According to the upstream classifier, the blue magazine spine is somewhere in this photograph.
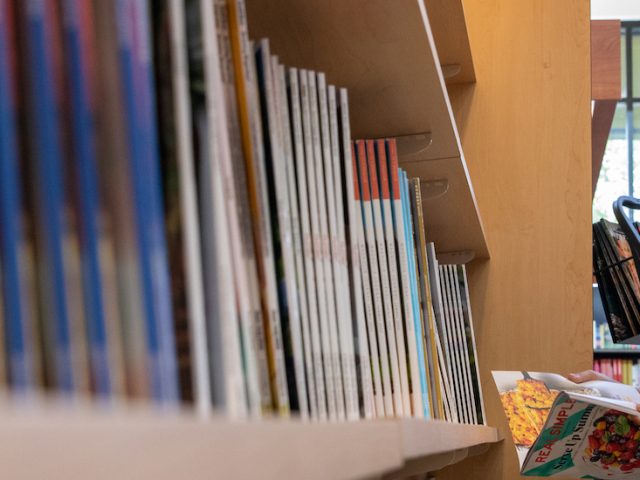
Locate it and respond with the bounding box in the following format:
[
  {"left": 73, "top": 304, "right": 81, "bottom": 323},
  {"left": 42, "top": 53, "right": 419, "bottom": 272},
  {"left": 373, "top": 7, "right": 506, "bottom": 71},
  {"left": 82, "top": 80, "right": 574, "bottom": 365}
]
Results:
[
  {"left": 400, "top": 170, "right": 430, "bottom": 418},
  {"left": 25, "top": 0, "right": 74, "bottom": 392},
  {"left": 115, "top": 0, "right": 178, "bottom": 403},
  {"left": 62, "top": 0, "right": 111, "bottom": 397},
  {"left": 0, "top": 0, "right": 32, "bottom": 391}
]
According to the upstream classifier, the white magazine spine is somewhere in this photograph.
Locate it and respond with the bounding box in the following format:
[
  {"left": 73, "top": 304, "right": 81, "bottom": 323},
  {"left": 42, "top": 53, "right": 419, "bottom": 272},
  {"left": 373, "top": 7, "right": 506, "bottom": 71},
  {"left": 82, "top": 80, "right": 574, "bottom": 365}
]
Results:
[
  {"left": 287, "top": 68, "right": 318, "bottom": 420},
  {"left": 299, "top": 69, "right": 329, "bottom": 420},
  {"left": 450, "top": 265, "right": 477, "bottom": 424},
  {"left": 200, "top": 0, "right": 247, "bottom": 417},
  {"left": 272, "top": 59, "right": 309, "bottom": 419},
  {"left": 250, "top": 41, "right": 289, "bottom": 415},
  {"left": 317, "top": 74, "right": 347, "bottom": 420},
  {"left": 329, "top": 86, "right": 359, "bottom": 420},
  {"left": 168, "top": 0, "right": 211, "bottom": 416},
  {"left": 307, "top": 71, "right": 338, "bottom": 420},
  {"left": 460, "top": 264, "right": 486, "bottom": 424}
]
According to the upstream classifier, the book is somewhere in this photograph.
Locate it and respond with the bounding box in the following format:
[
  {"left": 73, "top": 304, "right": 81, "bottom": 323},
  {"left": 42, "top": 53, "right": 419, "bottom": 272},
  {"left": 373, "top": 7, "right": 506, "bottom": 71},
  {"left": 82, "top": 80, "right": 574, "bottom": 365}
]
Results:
[
  {"left": 214, "top": 0, "right": 266, "bottom": 417},
  {"left": 255, "top": 41, "right": 302, "bottom": 417},
  {"left": 409, "top": 178, "right": 441, "bottom": 419},
  {"left": 388, "top": 149, "right": 422, "bottom": 418},
  {"left": 318, "top": 74, "right": 349, "bottom": 420},
  {"left": 309, "top": 71, "right": 341, "bottom": 420},
  {"left": 494, "top": 370, "right": 640, "bottom": 478},
  {"left": 353, "top": 143, "right": 384, "bottom": 417},
  {"left": 330, "top": 85, "right": 359, "bottom": 420},
  {"left": 227, "top": 0, "right": 288, "bottom": 415},
  {"left": 298, "top": 68, "right": 328, "bottom": 420},
  {"left": 376, "top": 139, "right": 411, "bottom": 417},
  {"left": 23, "top": 0, "right": 75, "bottom": 393},
  {"left": 0, "top": 0, "right": 34, "bottom": 392},
  {"left": 356, "top": 140, "right": 393, "bottom": 417},
  {"left": 153, "top": 0, "right": 210, "bottom": 411},
  {"left": 287, "top": 67, "right": 319, "bottom": 420},
  {"left": 61, "top": 0, "right": 112, "bottom": 398},
  {"left": 338, "top": 92, "right": 373, "bottom": 420},
  {"left": 91, "top": 0, "right": 149, "bottom": 400},
  {"left": 400, "top": 170, "right": 431, "bottom": 418},
  {"left": 366, "top": 139, "right": 404, "bottom": 417},
  {"left": 274, "top": 61, "right": 309, "bottom": 418},
  {"left": 195, "top": 0, "right": 249, "bottom": 417}
]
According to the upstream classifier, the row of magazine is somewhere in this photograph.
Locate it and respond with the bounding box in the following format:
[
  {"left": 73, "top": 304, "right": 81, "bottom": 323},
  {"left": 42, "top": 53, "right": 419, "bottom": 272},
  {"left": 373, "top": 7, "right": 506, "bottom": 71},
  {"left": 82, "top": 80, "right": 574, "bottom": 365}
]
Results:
[
  {"left": 593, "top": 320, "right": 640, "bottom": 351},
  {"left": 594, "top": 357, "right": 640, "bottom": 387},
  {"left": 0, "top": 0, "right": 485, "bottom": 422},
  {"left": 593, "top": 219, "right": 640, "bottom": 345}
]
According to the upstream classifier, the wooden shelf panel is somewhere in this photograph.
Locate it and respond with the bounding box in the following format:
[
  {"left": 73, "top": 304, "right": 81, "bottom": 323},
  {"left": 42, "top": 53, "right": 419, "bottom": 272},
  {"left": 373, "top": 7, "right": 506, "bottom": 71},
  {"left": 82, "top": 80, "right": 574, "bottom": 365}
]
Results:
[
  {"left": 0, "top": 404, "right": 500, "bottom": 479},
  {"left": 245, "top": 0, "right": 459, "bottom": 160},
  {"left": 245, "top": 0, "right": 489, "bottom": 261},
  {"left": 424, "top": 0, "right": 476, "bottom": 84},
  {"left": 594, "top": 349, "right": 640, "bottom": 357},
  {"left": 402, "top": 154, "right": 490, "bottom": 260}
]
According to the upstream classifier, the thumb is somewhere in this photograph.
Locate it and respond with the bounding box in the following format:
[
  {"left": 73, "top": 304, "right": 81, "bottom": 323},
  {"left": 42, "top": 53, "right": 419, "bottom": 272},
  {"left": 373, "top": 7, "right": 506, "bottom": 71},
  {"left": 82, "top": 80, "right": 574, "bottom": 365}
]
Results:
[{"left": 568, "top": 371, "right": 595, "bottom": 383}]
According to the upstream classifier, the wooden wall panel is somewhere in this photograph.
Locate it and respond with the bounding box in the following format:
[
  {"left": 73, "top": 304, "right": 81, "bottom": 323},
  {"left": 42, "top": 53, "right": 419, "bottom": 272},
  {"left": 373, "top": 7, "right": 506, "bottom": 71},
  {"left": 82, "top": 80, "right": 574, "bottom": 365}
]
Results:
[{"left": 439, "top": 1, "right": 592, "bottom": 479}]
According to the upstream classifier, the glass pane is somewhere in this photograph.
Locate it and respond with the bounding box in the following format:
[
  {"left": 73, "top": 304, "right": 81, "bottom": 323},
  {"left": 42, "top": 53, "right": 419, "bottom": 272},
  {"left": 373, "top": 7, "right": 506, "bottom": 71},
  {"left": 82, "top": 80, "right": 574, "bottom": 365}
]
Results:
[
  {"left": 622, "top": 28, "right": 627, "bottom": 98},
  {"left": 633, "top": 29, "right": 640, "bottom": 98},
  {"left": 594, "top": 103, "right": 628, "bottom": 222}
]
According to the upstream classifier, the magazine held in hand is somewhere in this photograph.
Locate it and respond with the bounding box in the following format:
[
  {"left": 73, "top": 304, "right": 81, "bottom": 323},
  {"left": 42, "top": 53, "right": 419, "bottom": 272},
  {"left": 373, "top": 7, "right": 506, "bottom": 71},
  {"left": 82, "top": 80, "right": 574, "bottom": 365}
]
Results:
[{"left": 493, "top": 371, "right": 640, "bottom": 478}]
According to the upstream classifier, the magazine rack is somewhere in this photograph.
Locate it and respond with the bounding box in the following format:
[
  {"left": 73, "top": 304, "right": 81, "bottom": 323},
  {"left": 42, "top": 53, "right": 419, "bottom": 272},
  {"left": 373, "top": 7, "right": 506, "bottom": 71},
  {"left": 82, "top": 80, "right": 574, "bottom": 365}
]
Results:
[{"left": 613, "top": 196, "right": 640, "bottom": 270}]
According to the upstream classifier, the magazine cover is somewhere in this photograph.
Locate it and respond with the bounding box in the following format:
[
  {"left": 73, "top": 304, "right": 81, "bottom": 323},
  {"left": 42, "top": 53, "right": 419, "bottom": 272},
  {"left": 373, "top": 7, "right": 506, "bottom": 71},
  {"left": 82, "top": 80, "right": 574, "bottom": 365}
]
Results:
[{"left": 494, "top": 370, "right": 640, "bottom": 478}]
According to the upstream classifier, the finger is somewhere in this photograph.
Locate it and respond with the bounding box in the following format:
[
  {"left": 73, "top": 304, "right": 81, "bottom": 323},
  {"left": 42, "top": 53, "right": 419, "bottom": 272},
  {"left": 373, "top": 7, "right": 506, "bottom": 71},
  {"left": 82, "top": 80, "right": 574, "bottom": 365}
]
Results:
[{"left": 568, "top": 371, "right": 597, "bottom": 383}]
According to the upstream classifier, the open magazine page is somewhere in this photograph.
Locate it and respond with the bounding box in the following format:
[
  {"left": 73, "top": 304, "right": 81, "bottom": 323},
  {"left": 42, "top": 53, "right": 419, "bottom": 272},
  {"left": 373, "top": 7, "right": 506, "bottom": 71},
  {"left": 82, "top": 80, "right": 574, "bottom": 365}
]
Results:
[{"left": 493, "top": 371, "right": 640, "bottom": 478}]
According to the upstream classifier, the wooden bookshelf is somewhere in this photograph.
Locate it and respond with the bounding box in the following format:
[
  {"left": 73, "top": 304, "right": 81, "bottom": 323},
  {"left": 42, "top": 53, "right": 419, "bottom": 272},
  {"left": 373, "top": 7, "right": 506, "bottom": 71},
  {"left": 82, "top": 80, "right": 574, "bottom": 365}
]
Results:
[
  {"left": 0, "top": 403, "right": 500, "bottom": 479},
  {"left": 246, "top": 0, "right": 489, "bottom": 261}
]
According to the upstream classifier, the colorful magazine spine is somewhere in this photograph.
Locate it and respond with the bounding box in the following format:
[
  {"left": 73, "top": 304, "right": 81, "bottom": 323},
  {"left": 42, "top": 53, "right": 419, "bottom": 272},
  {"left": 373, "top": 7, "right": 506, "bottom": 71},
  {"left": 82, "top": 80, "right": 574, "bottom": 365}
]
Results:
[
  {"left": 353, "top": 145, "right": 383, "bottom": 417},
  {"left": 388, "top": 146, "right": 422, "bottom": 418},
  {"left": 376, "top": 139, "right": 410, "bottom": 416},
  {"left": 24, "top": 0, "right": 74, "bottom": 392},
  {"left": 0, "top": 0, "right": 33, "bottom": 392},
  {"left": 62, "top": 0, "right": 112, "bottom": 398},
  {"left": 400, "top": 170, "right": 431, "bottom": 418},
  {"left": 114, "top": 0, "right": 178, "bottom": 403},
  {"left": 366, "top": 140, "right": 403, "bottom": 416},
  {"left": 200, "top": 0, "right": 249, "bottom": 417},
  {"left": 214, "top": 0, "right": 266, "bottom": 417},
  {"left": 356, "top": 140, "right": 393, "bottom": 417},
  {"left": 227, "top": 0, "right": 287, "bottom": 414}
]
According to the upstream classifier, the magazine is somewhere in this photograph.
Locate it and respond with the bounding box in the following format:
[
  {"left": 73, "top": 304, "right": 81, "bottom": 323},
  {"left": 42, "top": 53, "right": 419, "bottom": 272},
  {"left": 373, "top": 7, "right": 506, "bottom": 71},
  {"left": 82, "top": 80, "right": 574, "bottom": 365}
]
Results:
[{"left": 494, "top": 370, "right": 640, "bottom": 478}]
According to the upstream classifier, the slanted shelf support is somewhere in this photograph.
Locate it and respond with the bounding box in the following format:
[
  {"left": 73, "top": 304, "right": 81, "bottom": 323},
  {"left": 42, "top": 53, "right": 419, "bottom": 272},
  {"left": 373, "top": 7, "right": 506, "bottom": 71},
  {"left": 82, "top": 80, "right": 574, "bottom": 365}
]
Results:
[
  {"left": 396, "top": 132, "right": 433, "bottom": 159},
  {"left": 436, "top": 250, "right": 475, "bottom": 265},
  {"left": 420, "top": 178, "right": 449, "bottom": 200}
]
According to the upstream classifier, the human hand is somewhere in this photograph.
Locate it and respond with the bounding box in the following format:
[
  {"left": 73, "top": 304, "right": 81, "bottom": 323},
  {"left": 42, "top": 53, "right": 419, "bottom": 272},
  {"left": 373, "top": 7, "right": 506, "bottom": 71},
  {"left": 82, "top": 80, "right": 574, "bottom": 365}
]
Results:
[{"left": 567, "top": 370, "right": 619, "bottom": 384}]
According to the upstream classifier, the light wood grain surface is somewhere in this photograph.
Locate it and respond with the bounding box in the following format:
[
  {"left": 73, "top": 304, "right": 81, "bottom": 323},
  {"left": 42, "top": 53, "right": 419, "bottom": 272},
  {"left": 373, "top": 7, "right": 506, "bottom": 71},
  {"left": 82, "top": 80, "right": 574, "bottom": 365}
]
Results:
[{"left": 440, "top": 1, "right": 592, "bottom": 479}]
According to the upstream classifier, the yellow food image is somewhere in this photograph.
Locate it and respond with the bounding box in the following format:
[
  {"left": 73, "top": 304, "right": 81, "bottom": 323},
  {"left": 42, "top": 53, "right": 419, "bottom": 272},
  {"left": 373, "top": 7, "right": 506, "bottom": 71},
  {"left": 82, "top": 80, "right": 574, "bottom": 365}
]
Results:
[
  {"left": 500, "top": 378, "right": 561, "bottom": 447},
  {"left": 500, "top": 391, "right": 539, "bottom": 446},
  {"left": 516, "top": 378, "right": 557, "bottom": 409}
]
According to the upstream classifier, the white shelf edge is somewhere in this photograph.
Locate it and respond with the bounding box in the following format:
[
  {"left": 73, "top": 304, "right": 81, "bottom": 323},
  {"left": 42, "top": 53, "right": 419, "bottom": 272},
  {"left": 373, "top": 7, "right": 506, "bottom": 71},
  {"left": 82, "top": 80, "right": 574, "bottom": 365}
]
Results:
[{"left": 0, "top": 405, "right": 501, "bottom": 480}]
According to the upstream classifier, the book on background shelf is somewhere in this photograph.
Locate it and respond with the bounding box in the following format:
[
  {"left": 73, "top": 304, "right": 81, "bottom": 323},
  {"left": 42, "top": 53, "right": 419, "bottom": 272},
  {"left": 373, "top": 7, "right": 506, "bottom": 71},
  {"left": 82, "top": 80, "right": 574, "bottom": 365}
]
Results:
[
  {"left": 593, "top": 218, "right": 640, "bottom": 345},
  {"left": 0, "top": 0, "right": 487, "bottom": 426},
  {"left": 494, "top": 370, "right": 640, "bottom": 478}
]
